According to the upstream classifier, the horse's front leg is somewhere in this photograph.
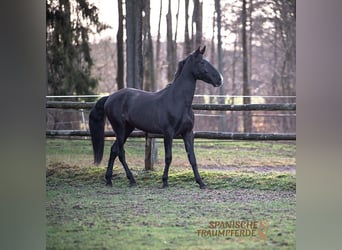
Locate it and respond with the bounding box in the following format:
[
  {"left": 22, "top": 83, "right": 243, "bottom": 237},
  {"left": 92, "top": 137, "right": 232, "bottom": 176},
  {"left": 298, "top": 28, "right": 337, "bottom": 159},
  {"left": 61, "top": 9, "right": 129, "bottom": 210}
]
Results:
[
  {"left": 162, "top": 135, "right": 173, "bottom": 188},
  {"left": 182, "top": 131, "right": 207, "bottom": 189}
]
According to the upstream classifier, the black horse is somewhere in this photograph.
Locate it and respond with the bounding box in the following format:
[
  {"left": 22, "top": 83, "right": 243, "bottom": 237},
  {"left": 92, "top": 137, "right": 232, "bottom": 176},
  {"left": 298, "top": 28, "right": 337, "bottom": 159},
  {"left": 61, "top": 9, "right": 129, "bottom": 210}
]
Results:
[{"left": 89, "top": 46, "right": 223, "bottom": 189}]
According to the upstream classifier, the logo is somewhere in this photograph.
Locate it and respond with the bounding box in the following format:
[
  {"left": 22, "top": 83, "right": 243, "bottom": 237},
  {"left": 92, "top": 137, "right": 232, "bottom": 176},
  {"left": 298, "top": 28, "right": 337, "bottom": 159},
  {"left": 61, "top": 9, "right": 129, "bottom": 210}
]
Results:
[
  {"left": 257, "top": 221, "right": 268, "bottom": 241},
  {"left": 196, "top": 220, "right": 268, "bottom": 241}
]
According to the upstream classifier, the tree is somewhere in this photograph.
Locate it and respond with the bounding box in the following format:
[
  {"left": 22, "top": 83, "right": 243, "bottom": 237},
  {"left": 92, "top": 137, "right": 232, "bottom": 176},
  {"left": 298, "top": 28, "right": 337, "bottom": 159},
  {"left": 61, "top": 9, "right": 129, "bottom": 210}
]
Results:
[
  {"left": 116, "top": 0, "right": 124, "bottom": 90},
  {"left": 248, "top": 0, "right": 253, "bottom": 85},
  {"left": 126, "top": 0, "right": 143, "bottom": 89},
  {"left": 155, "top": 0, "right": 163, "bottom": 85},
  {"left": 271, "top": 0, "right": 296, "bottom": 132},
  {"left": 166, "top": 0, "right": 176, "bottom": 82},
  {"left": 192, "top": 0, "right": 203, "bottom": 48},
  {"left": 142, "top": 0, "right": 155, "bottom": 92},
  {"left": 218, "top": 0, "right": 295, "bottom": 133},
  {"left": 215, "top": 0, "right": 226, "bottom": 131},
  {"left": 272, "top": 0, "right": 296, "bottom": 97},
  {"left": 241, "top": 0, "right": 252, "bottom": 132},
  {"left": 46, "top": 0, "right": 108, "bottom": 95},
  {"left": 184, "top": 0, "right": 191, "bottom": 55},
  {"left": 215, "top": 0, "right": 223, "bottom": 76},
  {"left": 174, "top": 0, "right": 181, "bottom": 42},
  {"left": 143, "top": 0, "right": 157, "bottom": 170}
]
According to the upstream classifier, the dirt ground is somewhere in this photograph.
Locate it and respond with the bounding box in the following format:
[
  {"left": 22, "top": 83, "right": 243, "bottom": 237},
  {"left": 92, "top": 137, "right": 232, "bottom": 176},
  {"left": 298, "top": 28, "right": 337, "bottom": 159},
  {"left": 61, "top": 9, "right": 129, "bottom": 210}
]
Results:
[{"left": 202, "top": 164, "right": 296, "bottom": 174}]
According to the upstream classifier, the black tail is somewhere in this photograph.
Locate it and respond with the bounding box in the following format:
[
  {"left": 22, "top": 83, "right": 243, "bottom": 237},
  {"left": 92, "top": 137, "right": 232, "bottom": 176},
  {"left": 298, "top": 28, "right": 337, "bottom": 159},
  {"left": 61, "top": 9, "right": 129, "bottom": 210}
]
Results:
[{"left": 89, "top": 96, "right": 109, "bottom": 165}]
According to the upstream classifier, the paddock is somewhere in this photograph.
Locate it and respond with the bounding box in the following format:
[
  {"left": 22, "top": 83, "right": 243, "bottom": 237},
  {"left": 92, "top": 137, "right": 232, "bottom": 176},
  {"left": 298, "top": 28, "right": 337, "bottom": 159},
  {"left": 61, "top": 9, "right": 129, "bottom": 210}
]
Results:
[
  {"left": 46, "top": 139, "right": 295, "bottom": 249},
  {"left": 46, "top": 97, "right": 296, "bottom": 249}
]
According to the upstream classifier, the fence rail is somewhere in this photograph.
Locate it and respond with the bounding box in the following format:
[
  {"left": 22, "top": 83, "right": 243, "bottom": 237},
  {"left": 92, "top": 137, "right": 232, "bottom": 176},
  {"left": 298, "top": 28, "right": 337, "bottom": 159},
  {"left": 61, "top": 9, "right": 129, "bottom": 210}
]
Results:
[
  {"left": 46, "top": 101, "right": 296, "bottom": 141},
  {"left": 46, "top": 101, "right": 296, "bottom": 111},
  {"left": 46, "top": 100, "right": 296, "bottom": 170},
  {"left": 46, "top": 130, "right": 295, "bottom": 140}
]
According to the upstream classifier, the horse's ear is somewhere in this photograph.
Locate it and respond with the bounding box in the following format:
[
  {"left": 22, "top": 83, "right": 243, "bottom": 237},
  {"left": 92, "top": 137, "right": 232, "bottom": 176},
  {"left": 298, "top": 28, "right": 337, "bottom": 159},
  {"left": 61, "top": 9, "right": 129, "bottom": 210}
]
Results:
[
  {"left": 200, "top": 45, "right": 206, "bottom": 54},
  {"left": 195, "top": 46, "right": 201, "bottom": 55},
  {"left": 194, "top": 46, "right": 205, "bottom": 56}
]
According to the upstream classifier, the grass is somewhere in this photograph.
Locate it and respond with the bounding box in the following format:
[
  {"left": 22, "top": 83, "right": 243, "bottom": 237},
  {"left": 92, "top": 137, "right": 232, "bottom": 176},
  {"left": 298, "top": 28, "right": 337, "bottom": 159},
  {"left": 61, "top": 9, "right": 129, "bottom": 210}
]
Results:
[{"left": 46, "top": 138, "right": 296, "bottom": 249}]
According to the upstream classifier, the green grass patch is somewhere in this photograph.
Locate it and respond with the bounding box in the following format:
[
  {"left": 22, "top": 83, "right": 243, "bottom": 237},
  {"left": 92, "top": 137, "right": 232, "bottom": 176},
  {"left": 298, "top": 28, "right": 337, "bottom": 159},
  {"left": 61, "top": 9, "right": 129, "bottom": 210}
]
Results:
[
  {"left": 46, "top": 138, "right": 296, "bottom": 249},
  {"left": 47, "top": 162, "right": 295, "bottom": 192}
]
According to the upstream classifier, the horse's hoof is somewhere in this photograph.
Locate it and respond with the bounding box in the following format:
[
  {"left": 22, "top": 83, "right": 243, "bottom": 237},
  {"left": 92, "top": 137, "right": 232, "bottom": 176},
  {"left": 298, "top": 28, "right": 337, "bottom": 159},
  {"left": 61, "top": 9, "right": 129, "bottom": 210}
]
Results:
[
  {"left": 105, "top": 182, "right": 113, "bottom": 187},
  {"left": 200, "top": 184, "right": 208, "bottom": 189},
  {"left": 130, "top": 182, "right": 137, "bottom": 187},
  {"left": 162, "top": 183, "right": 169, "bottom": 189}
]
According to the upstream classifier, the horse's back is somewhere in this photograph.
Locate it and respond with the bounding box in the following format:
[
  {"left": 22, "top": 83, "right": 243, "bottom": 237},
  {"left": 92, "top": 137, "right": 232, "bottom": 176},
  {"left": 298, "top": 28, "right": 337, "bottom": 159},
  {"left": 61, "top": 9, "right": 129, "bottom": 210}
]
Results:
[
  {"left": 105, "top": 88, "right": 148, "bottom": 107},
  {"left": 104, "top": 88, "right": 158, "bottom": 125},
  {"left": 104, "top": 89, "right": 131, "bottom": 120},
  {"left": 103, "top": 86, "right": 193, "bottom": 134}
]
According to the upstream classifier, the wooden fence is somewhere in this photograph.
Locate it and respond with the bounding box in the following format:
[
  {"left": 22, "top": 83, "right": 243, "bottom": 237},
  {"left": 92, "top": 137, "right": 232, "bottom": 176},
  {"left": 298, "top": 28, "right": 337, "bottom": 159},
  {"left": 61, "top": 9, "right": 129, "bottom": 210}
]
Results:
[
  {"left": 46, "top": 101, "right": 295, "bottom": 111},
  {"left": 46, "top": 100, "right": 296, "bottom": 169},
  {"left": 46, "top": 101, "right": 295, "bottom": 139}
]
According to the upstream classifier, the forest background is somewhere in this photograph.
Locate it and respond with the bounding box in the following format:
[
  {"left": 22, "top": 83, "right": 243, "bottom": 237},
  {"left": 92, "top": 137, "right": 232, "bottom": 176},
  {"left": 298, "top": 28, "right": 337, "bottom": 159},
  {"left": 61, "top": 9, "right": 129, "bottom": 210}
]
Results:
[{"left": 46, "top": 0, "right": 295, "bottom": 133}]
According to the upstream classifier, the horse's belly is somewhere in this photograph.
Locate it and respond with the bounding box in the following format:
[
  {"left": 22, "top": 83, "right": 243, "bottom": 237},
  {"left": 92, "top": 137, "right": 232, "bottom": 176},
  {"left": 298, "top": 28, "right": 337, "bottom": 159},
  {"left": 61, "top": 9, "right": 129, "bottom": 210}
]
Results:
[{"left": 127, "top": 109, "right": 163, "bottom": 134}]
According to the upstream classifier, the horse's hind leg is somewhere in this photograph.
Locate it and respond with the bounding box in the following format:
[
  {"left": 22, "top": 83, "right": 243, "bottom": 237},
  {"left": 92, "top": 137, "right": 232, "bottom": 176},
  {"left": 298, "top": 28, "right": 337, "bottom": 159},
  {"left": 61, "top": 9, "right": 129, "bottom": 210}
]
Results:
[
  {"left": 182, "top": 131, "right": 207, "bottom": 189},
  {"left": 118, "top": 144, "right": 136, "bottom": 186},
  {"left": 117, "top": 126, "right": 136, "bottom": 186},
  {"left": 105, "top": 126, "right": 135, "bottom": 187},
  {"left": 105, "top": 141, "right": 119, "bottom": 186}
]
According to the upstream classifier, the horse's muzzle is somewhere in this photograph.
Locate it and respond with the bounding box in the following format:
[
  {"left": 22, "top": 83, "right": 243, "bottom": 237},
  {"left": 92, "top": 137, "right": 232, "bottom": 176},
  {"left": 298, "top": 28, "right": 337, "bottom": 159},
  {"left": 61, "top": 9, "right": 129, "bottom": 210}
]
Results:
[{"left": 213, "top": 73, "right": 223, "bottom": 87}]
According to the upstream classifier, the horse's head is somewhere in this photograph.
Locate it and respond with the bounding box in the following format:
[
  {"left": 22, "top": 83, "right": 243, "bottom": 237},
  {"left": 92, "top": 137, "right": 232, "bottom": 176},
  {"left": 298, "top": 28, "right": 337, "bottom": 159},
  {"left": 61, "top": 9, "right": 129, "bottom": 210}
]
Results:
[{"left": 186, "top": 46, "right": 223, "bottom": 87}]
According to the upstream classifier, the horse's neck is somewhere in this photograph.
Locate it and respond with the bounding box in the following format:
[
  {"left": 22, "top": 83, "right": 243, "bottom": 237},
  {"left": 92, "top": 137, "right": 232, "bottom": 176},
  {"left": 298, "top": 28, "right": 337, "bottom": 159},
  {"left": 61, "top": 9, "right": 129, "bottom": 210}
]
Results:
[{"left": 170, "top": 73, "right": 196, "bottom": 108}]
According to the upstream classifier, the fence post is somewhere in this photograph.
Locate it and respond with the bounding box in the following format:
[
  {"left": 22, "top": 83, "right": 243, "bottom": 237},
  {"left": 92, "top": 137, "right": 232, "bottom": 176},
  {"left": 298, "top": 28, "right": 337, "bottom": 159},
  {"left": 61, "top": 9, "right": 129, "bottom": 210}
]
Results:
[
  {"left": 145, "top": 136, "right": 156, "bottom": 170},
  {"left": 80, "top": 109, "right": 86, "bottom": 130}
]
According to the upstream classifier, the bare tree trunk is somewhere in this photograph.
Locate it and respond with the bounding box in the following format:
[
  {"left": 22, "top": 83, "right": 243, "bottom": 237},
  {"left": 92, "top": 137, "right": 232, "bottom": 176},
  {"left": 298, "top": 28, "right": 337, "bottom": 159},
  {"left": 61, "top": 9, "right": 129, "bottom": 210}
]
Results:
[
  {"left": 215, "top": 0, "right": 225, "bottom": 131},
  {"left": 271, "top": 18, "right": 279, "bottom": 131},
  {"left": 155, "top": 0, "right": 163, "bottom": 88},
  {"left": 166, "top": 0, "right": 176, "bottom": 82},
  {"left": 126, "top": 0, "right": 143, "bottom": 89},
  {"left": 271, "top": 18, "right": 278, "bottom": 96},
  {"left": 209, "top": 9, "right": 216, "bottom": 105},
  {"left": 231, "top": 33, "right": 238, "bottom": 132},
  {"left": 135, "top": 1, "right": 143, "bottom": 90},
  {"left": 242, "top": 0, "right": 252, "bottom": 132},
  {"left": 215, "top": 0, "right": 223, "bottom": 76},
  {"left": 274, "top": 0, "right": 296, "bottom": 133},
  {"left": 174, "top": 0, "right": 180, "bottom": 42},
  {"left": 143, "top": 0, "right": 155, "bottom": 92},
  {"left": 192, "top": 0, "right": 202, "bottom": 48},
  {"left": 210, "top": 10, "right": 216, "bottom": 63},
  {"left": 280, "top": 52, "right": 291, "bottom": 132},
  {"left": 116, "top": 0, "right": 124, "bottom": 89},
  {"left": 184, "top": 0, "right": 191, "bottom": 55},
  {"left": 142, "top": 0, "right": 157, "bottom": 170},
  {"left": 126, "top": 0, "right": 134, "bottom": 88},
  {"left": 248, "top": 0, "right": 253, "bottom": 88}
]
